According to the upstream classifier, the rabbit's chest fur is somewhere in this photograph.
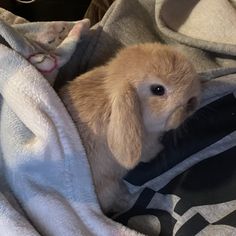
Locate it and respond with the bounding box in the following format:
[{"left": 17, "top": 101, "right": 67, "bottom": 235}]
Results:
[{"left": 79, "top": 125, "right": 129, "bottom": 210}]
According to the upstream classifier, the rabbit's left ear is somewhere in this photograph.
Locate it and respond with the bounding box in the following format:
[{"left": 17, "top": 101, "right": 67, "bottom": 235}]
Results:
[{"left": 107, "top": 84, "right": 143, "bottom": 169}]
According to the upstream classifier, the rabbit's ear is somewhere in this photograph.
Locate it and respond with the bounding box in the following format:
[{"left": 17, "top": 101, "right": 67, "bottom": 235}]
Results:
[{"left": 107, "top": 84, "right": 143, "bottom": 169}]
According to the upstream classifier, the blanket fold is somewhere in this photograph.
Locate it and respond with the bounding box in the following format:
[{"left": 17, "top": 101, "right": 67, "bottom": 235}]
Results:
[{"left": 70, "top": 0, "right": 236, "bottom": 80}]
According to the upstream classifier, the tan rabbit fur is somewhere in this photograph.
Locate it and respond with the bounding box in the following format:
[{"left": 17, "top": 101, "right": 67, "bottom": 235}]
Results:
[{"left": 59, "top": 43, "right": 201, "bottom": 213}]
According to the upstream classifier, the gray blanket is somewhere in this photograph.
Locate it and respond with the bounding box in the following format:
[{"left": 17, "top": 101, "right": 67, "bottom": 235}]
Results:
[{"left": 61, "top": 0, "right": 236, "bottom": 84}]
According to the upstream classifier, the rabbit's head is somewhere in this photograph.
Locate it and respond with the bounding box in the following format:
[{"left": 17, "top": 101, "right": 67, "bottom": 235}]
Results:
[{"left": 105, "top": 43, "right": 200, "bottom": 168}]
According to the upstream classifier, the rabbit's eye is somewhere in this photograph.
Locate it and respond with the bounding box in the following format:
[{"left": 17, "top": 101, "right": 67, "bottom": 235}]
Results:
[{"left": 150, "top": 84, "right": 165, "bottom": 96}]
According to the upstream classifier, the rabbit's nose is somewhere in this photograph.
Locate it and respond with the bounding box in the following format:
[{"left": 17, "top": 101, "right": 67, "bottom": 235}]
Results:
[{"left": 186, "top": 97, "right": 198, "bottom": 113}]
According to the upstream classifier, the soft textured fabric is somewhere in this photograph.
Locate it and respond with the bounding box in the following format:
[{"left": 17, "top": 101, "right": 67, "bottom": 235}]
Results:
[
  {"left": 84, "top": 0, "right": 115, "bottom": 26},
  {"left": 0, "top": 0, "right": 236, "bottom": 235},
  {"left": 65, "top": 0, "right": 236, "bottom": 80},
  {"left": 0, "top": 9, "right": 139, "bottom": 236},
  {"left": 161, "top": 0, "right": 236, "bottom": 45}
]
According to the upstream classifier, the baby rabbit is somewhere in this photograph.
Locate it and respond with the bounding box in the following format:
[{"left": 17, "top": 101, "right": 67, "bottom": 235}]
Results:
[{"left": 59, "top": 43, "right": 201, "bottom": 213}]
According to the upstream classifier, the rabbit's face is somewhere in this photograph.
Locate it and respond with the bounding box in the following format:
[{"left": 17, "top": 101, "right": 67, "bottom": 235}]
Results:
[
  {"left": 101, "top": 43, "right": 201, "bottom": 168},
  {"left": 109, "top": 43, "right": 201, "bottom": 134},
  {"left": 135, "top": 69, "right": 200, "bottom": 133}
]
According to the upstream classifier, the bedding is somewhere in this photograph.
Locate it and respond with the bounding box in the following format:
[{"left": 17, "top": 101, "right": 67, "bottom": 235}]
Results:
[{"left": 0, "top": 0, "right": 236, "bottom": 235}]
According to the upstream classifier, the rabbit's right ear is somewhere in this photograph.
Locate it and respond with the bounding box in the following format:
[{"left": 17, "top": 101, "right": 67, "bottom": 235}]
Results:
[{"left": 107, "top": 83, "right": 143, "bottom": 169}]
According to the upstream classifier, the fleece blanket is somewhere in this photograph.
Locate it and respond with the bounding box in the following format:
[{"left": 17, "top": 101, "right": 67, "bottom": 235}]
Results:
[
  {"left": 0, "top": 8, "right": 138, "bottom": 236},
  {"left": 0, "top": 0, "right": 236, "bottom": 235}
]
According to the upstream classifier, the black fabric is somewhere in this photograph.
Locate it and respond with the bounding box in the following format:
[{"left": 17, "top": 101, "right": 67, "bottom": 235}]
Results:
[
  {"left": 175, "top": 214, "right": 209, "bottom": 236},
  {"left": 117, "top": 147, "right": 236, "bottom": 235},
  {"left": 160, "top": 146, "right": 236, "bottom": 215},
  {"left": 214, "top": 210, "right": 236, "bottom": 227}
]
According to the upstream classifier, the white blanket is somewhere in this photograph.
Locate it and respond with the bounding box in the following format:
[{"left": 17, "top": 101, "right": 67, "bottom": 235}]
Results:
[{"left": 0, "top": 9, "right": 139, "bottom": 236}]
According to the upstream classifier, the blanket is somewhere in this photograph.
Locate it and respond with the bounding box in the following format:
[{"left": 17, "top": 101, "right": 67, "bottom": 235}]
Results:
[
  {"left": 0, "top": 0, "right": 236, "bottom": 235},
  {"left": 0, "top": 8, "right": 138, "bottom": 236}
]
